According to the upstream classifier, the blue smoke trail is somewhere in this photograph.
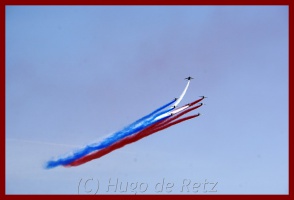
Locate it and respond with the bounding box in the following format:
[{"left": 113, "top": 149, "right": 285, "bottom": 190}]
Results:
[
  {"left": 127, "top": 98, "right": 176, "bottom": 126},
  {"left": 45, "top": 99, "right": 175, "bottom": 169}
]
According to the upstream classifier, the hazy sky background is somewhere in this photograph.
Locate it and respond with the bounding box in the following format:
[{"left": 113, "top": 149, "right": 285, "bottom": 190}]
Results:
[{"left": 6, "top": 6, "right": 288, "bottom": 194}]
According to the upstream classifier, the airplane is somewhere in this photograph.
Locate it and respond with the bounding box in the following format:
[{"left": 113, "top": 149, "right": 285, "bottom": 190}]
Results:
[
  {"left": 172, "top": 98, "right": 178, "bottom": 108},
  {"left": 185, "top": 76, "right": 194, "bottom": 80}
]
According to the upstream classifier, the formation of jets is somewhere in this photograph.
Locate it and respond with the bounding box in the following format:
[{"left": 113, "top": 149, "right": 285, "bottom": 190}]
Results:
[{"left": 171, "top": 77, "right": 206, "bottom": 116}]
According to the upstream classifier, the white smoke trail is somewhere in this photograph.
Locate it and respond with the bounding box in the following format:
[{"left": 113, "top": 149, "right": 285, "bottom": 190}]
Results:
[
  {"left": 170, "top": 105, "right": 189, "bottom": 115},
  {"left": 173, "top": 80, "right": 190, "bottom": 108}
]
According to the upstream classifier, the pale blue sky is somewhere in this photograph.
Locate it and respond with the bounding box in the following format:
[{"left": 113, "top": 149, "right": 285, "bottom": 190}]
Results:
[{"left": 6, "top": 6, "right": 288, "bottom": 194}]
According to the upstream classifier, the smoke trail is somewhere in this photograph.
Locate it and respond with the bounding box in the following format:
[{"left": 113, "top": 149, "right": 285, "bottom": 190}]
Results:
[
  {"left": 153, "top": 103, "right": 203, "bottom": 130},
  {"left": 173, "top": 80, "right": 190, "bottom": 107},
  {"left": 66, "top": 110, "right": 199, "bottom": 167},
  {"left": 66, "top": 118, "right": 165, "bottom": 167},
  {"left": 151, "top": 114, "right": 199, "bottom": 134},
  {"left": 154, "top": 95, "right": 204, "bottom": 122},
  {"left": 45, "top": 99, "right": 176, "bottom": 169},
  {"left": 148, "top": 99, "right": 176, "bottom": 116},
  {"left": 66, "top": 101, "right": 202, "bottom": 167},
  {"left": 189, "top": 96, "right": 205, "bottom": 106},
  {"left": 45, "top": 79, "right": 205, "bottom": 169}
]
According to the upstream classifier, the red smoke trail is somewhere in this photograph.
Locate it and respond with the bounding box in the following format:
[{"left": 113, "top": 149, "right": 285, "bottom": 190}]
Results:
[
  {"left": 150, "top": 114, "right": 199, "bottom": 134},
  {"left": 66, "top": 115, "right": 197, "bottom": 167},
  {"left": 189, "top": 96, "right": 205, "bottom": 106},
  {"left": 66, "top": 120, "right": 164, "bottom": 167},
  {"left": 154, "top": 103, "right": 202, "bottom": 130}
]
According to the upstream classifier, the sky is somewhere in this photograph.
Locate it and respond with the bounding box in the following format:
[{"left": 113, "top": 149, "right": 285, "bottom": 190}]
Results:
[{"left": 6, "top": 6, "right": 288, "bottom": 194}]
